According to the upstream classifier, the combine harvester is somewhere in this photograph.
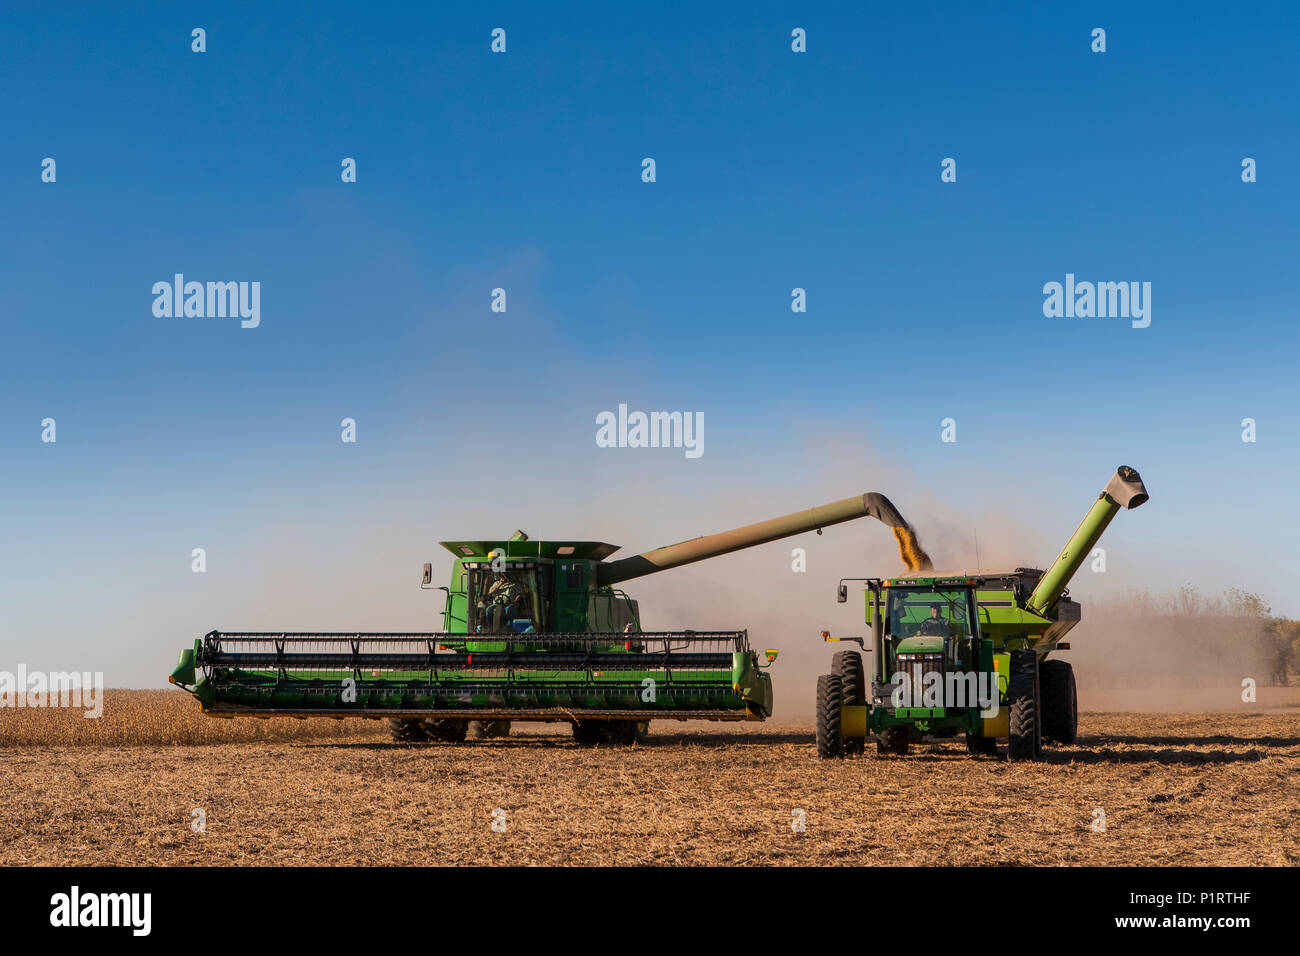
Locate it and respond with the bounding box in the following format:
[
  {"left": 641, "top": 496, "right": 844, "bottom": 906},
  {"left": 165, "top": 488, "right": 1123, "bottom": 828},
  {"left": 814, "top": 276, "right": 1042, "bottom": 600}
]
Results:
[
  {"left": 816, "top": 465, "right": 1149, "bottom": 762},
  {"left": 169, "top": 493, "right": 928, "bottom": 745}
]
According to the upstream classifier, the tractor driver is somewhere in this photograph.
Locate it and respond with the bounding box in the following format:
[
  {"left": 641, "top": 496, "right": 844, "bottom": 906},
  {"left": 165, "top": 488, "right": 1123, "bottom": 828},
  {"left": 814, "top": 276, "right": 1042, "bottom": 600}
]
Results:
[{"left": 917, "top": 603, "right": 948, "bottom": 636}]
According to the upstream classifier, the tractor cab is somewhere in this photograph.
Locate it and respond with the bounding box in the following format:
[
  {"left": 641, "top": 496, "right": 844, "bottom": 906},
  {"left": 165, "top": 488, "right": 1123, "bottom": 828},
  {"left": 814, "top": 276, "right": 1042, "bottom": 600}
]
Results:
[
  {"left": 881, "top": 578, "right": 982, "bottom": 678},
  {"left": 852, "top": 572, "right": 982, "bottom": 712}
]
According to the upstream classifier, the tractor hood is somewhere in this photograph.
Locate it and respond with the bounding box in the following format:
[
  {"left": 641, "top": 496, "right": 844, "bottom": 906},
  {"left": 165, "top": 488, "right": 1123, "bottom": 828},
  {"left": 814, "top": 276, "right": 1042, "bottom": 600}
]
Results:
[{"left": 895, "top": 635, "right": 945, "bottom": 654}]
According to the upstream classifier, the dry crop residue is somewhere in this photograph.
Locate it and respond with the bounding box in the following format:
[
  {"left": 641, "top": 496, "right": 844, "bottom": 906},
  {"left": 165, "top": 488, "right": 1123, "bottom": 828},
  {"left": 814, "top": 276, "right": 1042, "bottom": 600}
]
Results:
[{"left": 1, "top": 691, "right": 1296, "bottom": 865}]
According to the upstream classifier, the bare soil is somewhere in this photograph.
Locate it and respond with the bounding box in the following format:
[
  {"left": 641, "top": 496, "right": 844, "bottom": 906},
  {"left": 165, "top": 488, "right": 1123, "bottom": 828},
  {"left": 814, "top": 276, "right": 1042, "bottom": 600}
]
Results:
[{"left": 1, "top": 692, "right": 1296, "bottom": 865}]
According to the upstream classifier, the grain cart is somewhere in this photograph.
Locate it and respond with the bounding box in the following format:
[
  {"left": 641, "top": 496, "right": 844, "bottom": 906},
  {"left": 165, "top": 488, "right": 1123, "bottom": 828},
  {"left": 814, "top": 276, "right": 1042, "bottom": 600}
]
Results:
[
  {"left": 815, "top": 465, "right": 1148, "bottom": 761},
  {"left": 169, "top": 492, "right": 923, "bottom": 745}
]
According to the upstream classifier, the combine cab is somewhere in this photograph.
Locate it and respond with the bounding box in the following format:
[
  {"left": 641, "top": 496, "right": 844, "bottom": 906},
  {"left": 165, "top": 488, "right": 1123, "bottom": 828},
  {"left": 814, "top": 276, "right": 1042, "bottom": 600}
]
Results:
[
  {"left": 171, "top": 493, "right": 921, "bottom": 744},
  {"left": 817, "top": 465, "right": 1149, "bottom": 761}
]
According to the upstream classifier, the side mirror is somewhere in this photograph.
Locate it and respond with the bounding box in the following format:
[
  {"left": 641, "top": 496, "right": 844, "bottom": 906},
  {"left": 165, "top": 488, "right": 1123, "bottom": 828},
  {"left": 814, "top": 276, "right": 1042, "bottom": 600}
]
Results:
[
  {"left": 422, "top": 563, "right": 433, "bottom": 586},
  {"left": 837, "top": 583, "right": 848, "bottom": 604}
]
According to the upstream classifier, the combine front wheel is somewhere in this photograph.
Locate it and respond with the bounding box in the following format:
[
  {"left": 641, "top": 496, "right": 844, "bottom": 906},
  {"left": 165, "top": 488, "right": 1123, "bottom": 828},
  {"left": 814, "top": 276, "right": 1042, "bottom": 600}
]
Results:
[
  {"left": 572, "top": 720, "right": 607, "bottom": 746},
  {"left": 469, "top": 720, "right": 512, "bottom": 739},
  {"left": 605, "top": 720, "right": 649, "bottom": 746},
  {"left": 387, "top": 718, "right": 429, "bottom": 743},
  {"left": 425, "top": 718, "right": 470, "bottom": 743}
]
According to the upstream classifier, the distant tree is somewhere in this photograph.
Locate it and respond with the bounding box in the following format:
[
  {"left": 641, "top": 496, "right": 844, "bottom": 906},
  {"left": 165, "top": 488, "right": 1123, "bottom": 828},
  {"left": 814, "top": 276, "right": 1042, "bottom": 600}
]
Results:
[{"left": 1262, "top": 617, "right": 1300, "bottom": 686}]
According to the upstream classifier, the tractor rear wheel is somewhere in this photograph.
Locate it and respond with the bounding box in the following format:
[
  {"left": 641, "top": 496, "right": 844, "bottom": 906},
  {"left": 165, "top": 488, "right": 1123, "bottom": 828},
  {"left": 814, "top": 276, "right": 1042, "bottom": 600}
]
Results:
[
  {"left": 1007, "top": 650, "right": 1042, "bottom": 762},
  {"left": 1040, "top": 660, "right": 1078, "bottom": 744},
  {"left": 425, "top": 718, "right": 469, "bottom": 742},
  {"left": 469, "top": 720, "right": 512, "bottom": 739},
  {"left": 815, "top": 674, "right": 845, "bottom": 758},
  {"left": 387, "top": 718, "right": 429, "bottom": 743},
  {"left": 878, "top": 726, "right": 909, "bottom": 756},
  {"left": 833, "top": 650, "right": 867, "bottom": 756}
]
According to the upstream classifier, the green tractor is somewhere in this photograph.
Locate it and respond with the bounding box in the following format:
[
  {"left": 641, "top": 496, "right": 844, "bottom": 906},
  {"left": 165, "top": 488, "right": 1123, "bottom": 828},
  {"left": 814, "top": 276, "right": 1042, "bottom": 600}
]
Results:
[
  {"left": 169, "top": 491, "right": 924, "bottom": 745},
  {"left": 816, "top": 466, "right": 1149, "bottom": 761}
]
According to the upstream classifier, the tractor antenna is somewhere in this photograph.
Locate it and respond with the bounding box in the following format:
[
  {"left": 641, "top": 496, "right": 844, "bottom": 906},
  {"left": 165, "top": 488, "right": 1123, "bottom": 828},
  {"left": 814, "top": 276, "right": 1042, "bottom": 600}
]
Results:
[{"left": 973, "top": 527, "right": 981, "bottom": 573}]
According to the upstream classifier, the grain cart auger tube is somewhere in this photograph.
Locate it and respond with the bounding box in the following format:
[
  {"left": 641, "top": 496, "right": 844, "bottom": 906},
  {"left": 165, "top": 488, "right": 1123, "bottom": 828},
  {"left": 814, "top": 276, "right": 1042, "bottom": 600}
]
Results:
[
  {"left": 815, "top": 465, "right": 1148, "bottom": 762},
  {"left": 169, "top": 492, "right": 916, "bottom": 745}
]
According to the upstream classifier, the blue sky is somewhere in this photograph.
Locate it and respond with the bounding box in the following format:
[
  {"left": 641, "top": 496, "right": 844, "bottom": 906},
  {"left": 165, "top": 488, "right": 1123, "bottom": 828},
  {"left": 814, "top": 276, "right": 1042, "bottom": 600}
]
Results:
[{"left": 2, "top": 2, "right": 1297, "bottom": 687}]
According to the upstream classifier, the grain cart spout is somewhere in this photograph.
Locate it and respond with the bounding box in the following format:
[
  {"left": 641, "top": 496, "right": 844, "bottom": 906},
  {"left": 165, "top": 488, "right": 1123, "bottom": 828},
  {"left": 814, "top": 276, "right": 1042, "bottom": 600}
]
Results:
[
  {"left": 1025, "top": 465, "right": 1149, "bottom": 616},
  {"left": 170, "top": 491, "right": 925, "bottom": 745}
]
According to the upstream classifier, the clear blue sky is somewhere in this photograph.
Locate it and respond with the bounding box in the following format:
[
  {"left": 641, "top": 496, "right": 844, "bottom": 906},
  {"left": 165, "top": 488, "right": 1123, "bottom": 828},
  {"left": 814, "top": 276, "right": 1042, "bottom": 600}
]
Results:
[{"left": 2, "top": 2, "right": 1297, "bottom": 685}]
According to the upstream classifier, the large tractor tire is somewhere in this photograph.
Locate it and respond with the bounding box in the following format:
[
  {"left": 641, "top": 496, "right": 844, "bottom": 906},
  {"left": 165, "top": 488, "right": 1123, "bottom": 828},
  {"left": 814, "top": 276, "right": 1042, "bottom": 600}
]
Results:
[
  {"left": 469, "top": 720, "right": 512, "bottom": 739},
  {"left": 833, "top": 650, "right": 867, "bottom": 756},
  {"left": 1007, "top": 649, "right": 1042, "bottom": 762},
  {"left": 878, "top": 726, "right": 909, "bottom": 756},
  {"left": 425, "top": 718, "right": 470, "bottom": 743},
  {"left": 572, "top": 719, "right": 647, "bottom": 746},
  {"left": 606, "top": 720, "right": 650, "bottom": 746},
  {"left": 815, "top": 674, "right": 844, "bottom": 758},
  {"left": 387, "top": 718, "right": 429, "bottom": 742},
  {"left": 571, "top": 720, "right": 606, "bottom": 745},
  {"left": 1040, "top": 659, "right": 1078, "bottom": 744}
]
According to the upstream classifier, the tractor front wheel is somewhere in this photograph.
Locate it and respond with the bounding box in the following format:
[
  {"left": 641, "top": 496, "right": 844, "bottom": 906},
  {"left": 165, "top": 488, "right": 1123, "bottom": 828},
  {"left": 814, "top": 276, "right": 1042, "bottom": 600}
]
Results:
[
  {"left": 966, "top": 732, "right": 998, "bottom": 756},
  {"left": 833, "top": 650, "right": 867, "bottom": 756},
  {"left": 815, "top": 674, "right": 845, "bottom": 758},
  {"left": 878, "top": 726, "right": 909, "bottom": 756}
]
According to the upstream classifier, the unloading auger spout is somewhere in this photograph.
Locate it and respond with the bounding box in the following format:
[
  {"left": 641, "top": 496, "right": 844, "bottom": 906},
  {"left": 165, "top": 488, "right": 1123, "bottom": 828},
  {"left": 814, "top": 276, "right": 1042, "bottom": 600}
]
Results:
[{"left": 597, "top": 492, "right": 932, "bottom": 586}]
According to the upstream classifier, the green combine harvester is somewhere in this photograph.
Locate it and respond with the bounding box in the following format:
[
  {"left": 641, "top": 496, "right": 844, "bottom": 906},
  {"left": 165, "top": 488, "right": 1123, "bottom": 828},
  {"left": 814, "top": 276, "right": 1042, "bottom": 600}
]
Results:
[
  {"left": 816, "top": 465, "right": 1149, "bottom": 761},
  {"left": 169, "top": 492, "right": 923, "bottom": 745}
]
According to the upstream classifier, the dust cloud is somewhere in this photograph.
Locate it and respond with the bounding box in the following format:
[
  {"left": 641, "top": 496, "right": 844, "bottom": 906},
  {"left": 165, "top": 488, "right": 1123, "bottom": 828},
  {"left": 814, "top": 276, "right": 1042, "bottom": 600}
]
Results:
[
  {"left": 167, "top": 436, "right": 1288, "bottom": 719},
  {"left": 1069, "top": 588, "right": 1290, "bottom": 712}
]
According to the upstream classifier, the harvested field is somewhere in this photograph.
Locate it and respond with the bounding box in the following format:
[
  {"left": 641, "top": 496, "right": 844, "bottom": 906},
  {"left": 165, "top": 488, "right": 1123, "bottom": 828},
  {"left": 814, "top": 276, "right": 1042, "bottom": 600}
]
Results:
[{"left": 1, "top": 691, "right": 1296, "bottom": 866}]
